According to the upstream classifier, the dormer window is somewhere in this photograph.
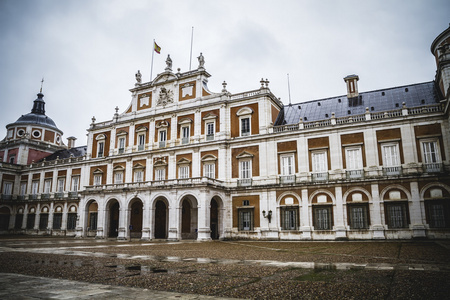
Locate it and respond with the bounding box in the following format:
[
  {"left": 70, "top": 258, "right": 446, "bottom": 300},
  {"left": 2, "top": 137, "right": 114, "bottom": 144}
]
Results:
[{"left": 236, "top": 107, "right": 253, "bottom": 137}]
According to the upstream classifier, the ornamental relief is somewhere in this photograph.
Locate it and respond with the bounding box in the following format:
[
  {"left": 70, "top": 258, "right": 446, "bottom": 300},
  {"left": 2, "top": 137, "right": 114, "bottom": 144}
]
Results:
[{"left": 157, "top": 87, "right": 174, "bottom": 106}]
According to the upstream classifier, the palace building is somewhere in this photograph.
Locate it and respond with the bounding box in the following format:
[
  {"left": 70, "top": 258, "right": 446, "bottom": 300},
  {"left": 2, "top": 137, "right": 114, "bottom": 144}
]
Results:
[{"left": 0, "top": 26, "right": 449, "bottom": 241}]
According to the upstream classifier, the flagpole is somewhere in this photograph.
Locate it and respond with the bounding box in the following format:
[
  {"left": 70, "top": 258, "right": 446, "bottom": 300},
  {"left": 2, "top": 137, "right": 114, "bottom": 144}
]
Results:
[
  {"left": 189, "top": 27, "right": 194, "bottom": 70},
  {"left": 287, "top": 73, "right": 292, "bottom": 105},
  {"left": 150, "top": 39, "right": 155, "bottom": 82}
]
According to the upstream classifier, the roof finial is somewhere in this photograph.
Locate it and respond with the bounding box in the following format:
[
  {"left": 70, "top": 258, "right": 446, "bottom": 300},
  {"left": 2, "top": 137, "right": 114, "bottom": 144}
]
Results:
[{"left": 40, "top": 77, "right": 44, "bottom": 93}]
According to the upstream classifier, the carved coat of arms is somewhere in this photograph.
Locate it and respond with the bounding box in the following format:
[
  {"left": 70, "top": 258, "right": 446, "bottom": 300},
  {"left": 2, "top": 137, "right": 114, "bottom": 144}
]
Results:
[{"left": 157, "top": 87, "right": 174, "bottom": 106}]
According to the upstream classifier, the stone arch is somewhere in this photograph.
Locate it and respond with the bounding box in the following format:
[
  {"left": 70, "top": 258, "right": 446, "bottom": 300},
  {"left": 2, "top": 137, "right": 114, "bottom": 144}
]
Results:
[
  {"left": 277, "top": 191, "right": 301, "bottom": 205},
  {"left": 128, "top": 197, "right": 143, "bottom": 239},
  {"left": 380, "top": 185, "right": 411, "bottom": 202},
  {"left": 419, "top": 182, "right": 450, "bottom": 199},
  {"left": 210, "top": 195, "right": 224, "bottom": 240},
  {"left": 14, "top": 206, "right": 25, "bottom": 230},
  {"left": 380, "top": 185, "right": 412, "bottom": 230},
  {"left": 153, "top": 195, "right": 169, "bottom": 239},
  {"left": 179, "top": 194, "right": 198, "bottom": 240},
  {"left": 277, "top": 192, "right": 301, "bottom": 231},
  {"left": 0, "top": 206, "right": 11, "bottom": 230},
  {"left": 342, "top": 187, "right": 372, "bottom": 230},
  {"left": 85, "top": 199, "right": 99, "bottom": 236},
  {"left": 419, "top": 182, "right": 450, "bottom": 229},
  {"left": 342, "top": 187, "right": 372, "bottom": 203},
  {"left": 309, "top": 190, "right": 335, "bottom": 231},
  {"left": 105, "top": 198, "right": 120, "bottom": 238}
]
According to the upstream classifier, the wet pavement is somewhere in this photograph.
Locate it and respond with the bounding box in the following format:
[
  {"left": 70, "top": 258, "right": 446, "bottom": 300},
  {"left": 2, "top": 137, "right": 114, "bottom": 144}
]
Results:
[
  {"left": 0, "top": 273, "right": 238, "bottom": 299},
  {"left": 1, "top": 237, "right": 450, "bottom": 299}
]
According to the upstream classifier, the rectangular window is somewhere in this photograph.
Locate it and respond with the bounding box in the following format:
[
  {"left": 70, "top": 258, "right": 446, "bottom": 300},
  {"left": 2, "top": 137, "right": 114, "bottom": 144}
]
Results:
[
  {"left": 94, "top": 174, "right": 102, "bottom": 186},
  {"left": 53, "top": 214, "right": 62, "bottom": 230},
  {"left": 206, "top": 122, "right": 215, "bottom": 140},
  {"left": 138, "top": 134, "right": 145, "bottom": 150},
  {"left": 346, "top": 147, "right": 363, "bottom": 170},
  {"left": 204, "top": 163, "right": 215, "bottom": 178},
  {"left": 182, "top": 126, "right": 190, "bottom": 144},
  {"left": 118, "top": 137, "right": 125, "bottom": 154},
  {"left": 159, "top": 130, "right": 167, "bottom": 148},
  {"left": 114, "top": 172, "right": 123, "bottom": 184},
  {"left": 57, "top": 179, "right": 65, "bottom": 192},
  {"left": 349, "top": 205, "right": 369, "bottom": 229},
  {"left": 238, "top": 209, "right": 254, "bottom": 231},
  {"left": 422, "top": 141, "right": 440, "bottom": 163},
  {"left": 240, "top": 160, "right": 251, "bottom": 179},
  {"left": 382, "top": 144, "right": 400, "bottom": 167},
  {"left": 386, "top": 202, "right": 408, "bottom": 228},
  {"left": 97, "top": 141, "right": 104, "bottom": 157},
  {"left": 39, "top": 214, "right": 48, "bottom": 230},
  {"left": 426, "top": 200, "right": 449, "bottom": 228},
  {"left": 312, "top": 151, "right": 327, "bottom": 172},
  {"left": 134, "top": 170, "right": 143, "bottom": 182},
  {"left": 67, "top": 213, "right": 77, "bottom": 230},
  {"left": 44, "top": 179, "right": 51, "bottom": 193},
  {"left": 241, "top": 118, "right": 250, "bottom": 136},
  {"left": 72, "top": 177, "right": 79, "bottom": 191},
  {"left": 280, "top": 207, "right": 298, "bottom": 230},
  {"left": 155, "top": 168, "right": 165, "bottom": 181},
  {"left": 20, "top": 182, "right": 27, "bottom": 195},
  {"left": 3, "top": 182, "right": 12, "bottom": 195},
  {"left": 281, "top": 155, "right": 295, "bottom": 176},
  {"left": 314, "top": 206, "right": 332, "bottom": 230},
  {"left": 32, "top": 181, "right": 39, "bottom": 195},
  {"left": 179, "top": 165, "right": 189, "bottom": 179}
]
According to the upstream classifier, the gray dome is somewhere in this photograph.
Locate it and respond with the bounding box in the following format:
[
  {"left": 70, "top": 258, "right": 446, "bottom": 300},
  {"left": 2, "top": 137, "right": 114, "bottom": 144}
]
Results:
[
  {"left": 14, "top": 113, "right": 59, "bottom": 130},
  {"left": 7, "top": 91, "right": 61, "bottom": 132}
]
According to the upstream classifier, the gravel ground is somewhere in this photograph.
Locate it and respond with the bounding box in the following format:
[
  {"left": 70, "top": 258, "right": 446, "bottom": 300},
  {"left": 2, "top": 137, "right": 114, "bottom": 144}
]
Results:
[{"left": 0, "top": 237, "right": 449, "bottom": 299}]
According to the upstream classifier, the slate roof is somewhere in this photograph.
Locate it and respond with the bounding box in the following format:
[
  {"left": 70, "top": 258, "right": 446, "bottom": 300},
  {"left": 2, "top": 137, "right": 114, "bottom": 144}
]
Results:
[
  {"left": 275, "top": 81, "right": 441, "bottom": 125},
  {"left": 39, "top": 146, "right": 87, "bottom": 162}
]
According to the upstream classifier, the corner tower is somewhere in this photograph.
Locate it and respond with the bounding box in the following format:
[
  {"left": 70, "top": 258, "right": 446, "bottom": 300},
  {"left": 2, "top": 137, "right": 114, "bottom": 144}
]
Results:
[
  {"left": 431, "top": 24, "right": 450, "bottom": 98},
  {"left": 0, "top": 90, "right": 65, "bottom": 165}
]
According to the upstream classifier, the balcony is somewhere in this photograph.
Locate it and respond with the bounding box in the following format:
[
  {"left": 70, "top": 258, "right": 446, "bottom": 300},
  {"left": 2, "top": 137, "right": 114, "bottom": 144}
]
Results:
[
  {"left": 159, "top": 141, "right": 166, "bottom": 148},
  {"left": 383, "top": 166, "right": 402, "bottom": 176},
  {"left": 0, "top": 194, "right": 12, "bottom": 201},
  {"left": 423, "top": 163, "right": 443, "bottom": 173},
  {"left": 238, "top": 178, "right": 253, "bottom": 187},
  {"left": 206, "top": 134, "right": 214, "bottom": 141},
  {"left": 280, "top": 175, "right": 296, "bottom": 184},
  {"left": 181, "top": 137, "right": 189, "bottom": 145},
  {"left": 138, "top": 144, "right": 145, "bottom": 151},
  {"left": 118, "top": 148, "right": 125, "bottom": 154},
  {"left": 41, "top": 193, "right": 51, "bottom": 200},
  {"left": 17, "top": 195, "right": 26, "bottom": 201},
  {"left": 55, "top": 192, "right": 64, "bottom": 199},
  {"left": 311, "top": 172, "right": 328, "bottom": 182},
  {"left": 346, "top": 169, "right": 364, "bottom": 180},
  {"left": 30, "top": 194, "right": 39, "bottom": 200},
  {"left": 68, "top": 192, "right": 79, "bottom": 199}
]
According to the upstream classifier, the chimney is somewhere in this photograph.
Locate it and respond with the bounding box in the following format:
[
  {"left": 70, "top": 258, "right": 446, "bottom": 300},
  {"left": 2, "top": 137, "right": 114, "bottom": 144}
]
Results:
[
  {"left": 344, "top": 74, "right": 359, "bottom": 99},
  {"left": 67, "top": 136, "right": 77, "bottom": 149}
]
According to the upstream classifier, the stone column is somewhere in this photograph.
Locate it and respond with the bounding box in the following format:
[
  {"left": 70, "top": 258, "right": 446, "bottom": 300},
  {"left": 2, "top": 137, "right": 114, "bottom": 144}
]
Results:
[
  {"left": 197, "top": 189, "right": 211, "bottom": 241},
  {"left": 167, "top": 191, "right": 179, "bottom": 241},
  {"left": 22, "top": 203, "right": 28, "bottom": 230},
  {"left": 96, "top": 199, "right": 105, "bottom": 238},
  {"left": 61, "top": 202, "right": 68, "bottom": 231},
  {"left": 371, "top": 184, "right": 385, "bottom": 239},
  {"left": 409, "top": 181, "right": 426, "bottom": 238},
  {"left": 300, "top": 189, "right": 311, "bottom": 240},
  {"left": 34, "top": 203, "right": 41, "bottom": 230},
  {"left": 141, "top": 191, "right": 151, "bottom": 240},
  {"left": 334, "top": 186, "right": 347, "bottom": 239},
  {"left": 117, "top": 205, "right": 128, "bottom": 240},
  {"left": 48, "top": 202, "right": 54, "bottom": 233}
]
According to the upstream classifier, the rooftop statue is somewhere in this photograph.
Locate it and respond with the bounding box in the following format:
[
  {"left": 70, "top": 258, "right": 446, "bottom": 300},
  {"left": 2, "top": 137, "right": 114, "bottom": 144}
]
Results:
[
  {"left": 165, "top": 54, "right": 172, "bottom": 71},
  {"left": 198, "top": 52, "right": 205, "bottom": 69}
]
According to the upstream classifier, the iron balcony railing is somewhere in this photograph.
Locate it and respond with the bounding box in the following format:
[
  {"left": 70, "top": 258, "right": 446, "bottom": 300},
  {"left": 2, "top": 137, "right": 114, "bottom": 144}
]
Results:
[
  {"left": 280, "top": 175, "right": 296, "bottom": 184},
  {"left": 423, "top": 163, "right": 443, "bottom": 173},
  {"left": 383, "top": 166, "right": 402, "bottom": 176},
  {"left": 238, "top": 178, "right": 253, "bottom": 187},
  {"left": 346, "top": 169, "right": 364, "bottom": 180}
]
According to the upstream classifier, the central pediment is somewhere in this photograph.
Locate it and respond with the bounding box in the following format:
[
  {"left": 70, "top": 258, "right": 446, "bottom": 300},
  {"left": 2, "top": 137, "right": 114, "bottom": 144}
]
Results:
[{"left": 152, "top": 72, "right": 178, "bottom": 85}]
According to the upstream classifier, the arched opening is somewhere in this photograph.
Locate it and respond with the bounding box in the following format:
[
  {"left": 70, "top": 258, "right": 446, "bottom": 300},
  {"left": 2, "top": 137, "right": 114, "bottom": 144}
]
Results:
[
  {"left": 181, "top": 196, "right": 198, "bottom": 240},
  {"left": 39, "top": 207, "right": 49, "bottom": 230},
  {"left": 26, "top": 207, "right": 36, "bottom": 230},
  {"left": 130, "top": 200, "right": 143, "bottom": 238},
  {"left": 87, "top": 201, "right": 98, "bottom": 236},
  {"left": 0, "top": 207, "right": 11, "bottom": 230},
  {"left": 210, "top": 199, "right": 219, "bottom": 239},
  {"left": 108, "top": 201, "right": 120, "bottom": 238},
  {"left": 154, "top": 200, "right": 167, "bottom": 239},
  {"left": 15, "top": 208, "right": 24, "bottom": 230}
]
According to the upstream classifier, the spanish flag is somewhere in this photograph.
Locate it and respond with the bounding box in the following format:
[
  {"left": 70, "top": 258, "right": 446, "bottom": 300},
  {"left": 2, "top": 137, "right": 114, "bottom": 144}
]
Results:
[{"left": 154, "top": 41, "right": 161, "bottom": 54}]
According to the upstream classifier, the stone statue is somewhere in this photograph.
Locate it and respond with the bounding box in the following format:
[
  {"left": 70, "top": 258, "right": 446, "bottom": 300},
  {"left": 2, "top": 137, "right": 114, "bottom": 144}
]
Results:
[
  {"left": 165, "top": 54, "right": 172, "bottom": 71},
  {"left": 135, "top": 70, "right": 142, "bottom": 84},
  {"left": 198, "top": 52, "right": 205, "bottom": 68}
]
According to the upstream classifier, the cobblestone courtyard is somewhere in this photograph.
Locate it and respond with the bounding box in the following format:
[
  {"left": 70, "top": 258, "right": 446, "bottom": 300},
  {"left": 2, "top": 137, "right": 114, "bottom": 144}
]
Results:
[{"left": 0, "top": 237, "right": 449, "bottom": 299}]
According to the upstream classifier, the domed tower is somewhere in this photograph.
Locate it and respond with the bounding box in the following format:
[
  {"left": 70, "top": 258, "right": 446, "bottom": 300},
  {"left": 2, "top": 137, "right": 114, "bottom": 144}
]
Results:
[
  {"left": 0, "top": 89, "right": 65, "bottom": 165},
  {"left": 431, "top": 24, "right": 450, "bottom": 98}
]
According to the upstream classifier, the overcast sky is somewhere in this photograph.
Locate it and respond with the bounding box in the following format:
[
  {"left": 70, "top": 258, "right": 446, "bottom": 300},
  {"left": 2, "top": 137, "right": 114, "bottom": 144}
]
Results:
[{"left": 0, "top": 0, "right": 449, "bottom": 146}]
